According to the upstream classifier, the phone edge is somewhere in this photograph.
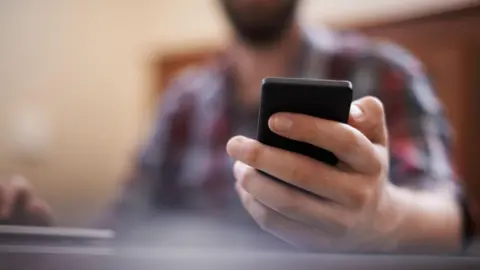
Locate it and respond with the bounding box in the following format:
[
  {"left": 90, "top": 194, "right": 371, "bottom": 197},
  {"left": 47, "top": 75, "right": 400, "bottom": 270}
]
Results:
[{"left": 262, "top": 77, "right": 352, "bottom": 90}]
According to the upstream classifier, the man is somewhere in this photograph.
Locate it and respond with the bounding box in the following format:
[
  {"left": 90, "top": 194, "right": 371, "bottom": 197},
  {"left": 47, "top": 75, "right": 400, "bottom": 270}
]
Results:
[{"left": 0, "top": 0, "right": 466, "bottom": 252}]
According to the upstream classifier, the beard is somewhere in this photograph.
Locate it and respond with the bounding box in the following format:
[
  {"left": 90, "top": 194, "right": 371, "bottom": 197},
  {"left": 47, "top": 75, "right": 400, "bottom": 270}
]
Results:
[{"left": 219, "top": 0, "right": 299, "bottom": 48}]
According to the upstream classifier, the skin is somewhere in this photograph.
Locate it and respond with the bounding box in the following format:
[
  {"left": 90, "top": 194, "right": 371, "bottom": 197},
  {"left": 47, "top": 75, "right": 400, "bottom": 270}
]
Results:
[
  {"left": 0, "top": 175, "right": 53, "bottom": 226},
  {"left": 226, "top": 97, "right": 462, "bottom": 254}
]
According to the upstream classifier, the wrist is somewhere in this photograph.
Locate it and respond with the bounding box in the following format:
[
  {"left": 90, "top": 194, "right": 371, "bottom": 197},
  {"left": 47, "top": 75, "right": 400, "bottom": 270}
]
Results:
[{"left": 388, "top": 185, "right": 462, "bottom": 254}]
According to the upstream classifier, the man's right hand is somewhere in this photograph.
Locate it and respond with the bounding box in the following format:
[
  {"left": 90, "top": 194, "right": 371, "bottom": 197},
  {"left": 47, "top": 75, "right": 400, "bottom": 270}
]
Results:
[
  {"left": 227, "top": 97, "right": 461, "bottom": 254},
  {"left": 0, "top": 175, "right": 54, "bottom": 226}
]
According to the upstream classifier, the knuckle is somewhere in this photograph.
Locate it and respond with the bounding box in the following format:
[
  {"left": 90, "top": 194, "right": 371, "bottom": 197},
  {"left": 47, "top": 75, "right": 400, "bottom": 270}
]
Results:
[
  {"left": 322, "top": 215, "right": 351, "bottom": 236},
  {"left": 364, "top": 96, "right": 385, "bottom": 115},
  {"left": 339, "top": 127, "right": 362, "bottom": 155},
  {"left": 250, "top": 202, "right": 275, "bottom": 232},
  {"left": 349, "top": 185, "right": 373, "bottom": 209},
  {"left": 277, "top": 190, "right": 301, "bottom": 216},
  {"left": 365, "top": 148, "right": 386, "bottom": 176},
  {"left": 326, "top": 208, "right": 356, "bottom": 233},
  {"left": 243, "top": 141, "right": 262, "bottom": 166},
  {"left": 243, "top": 190, "right": 256, "bottom": 210},
  {"left": 364, "top": 97, "right": 386, "bottom": 131},
  {"left": 304, "top": 119, "right": 320, "bottom": 142},
  {"left": 238, "top": 166, "right": 257, "bottom": 191},
  {"left": 369, "top": 153, "right": 384, "bottom": 175},
  {"left": 241, "top": 188, "right": 258, "bottom": 217},
  {"left": 339, "top": 214, "right": 356, "bottom": 232},
  {"left": 256, "top": 208, "right": 274, "bottom": 232},
  {"left": 234, "top": 181, "right": 244, "bottom": 195},
  {"left": 289, "top": 164, "right": 309, "bottom": 184}
]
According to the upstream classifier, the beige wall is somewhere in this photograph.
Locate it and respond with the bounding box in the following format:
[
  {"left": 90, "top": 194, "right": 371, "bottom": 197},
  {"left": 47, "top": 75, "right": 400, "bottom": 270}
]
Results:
[
  {"left": 0, "top": 0, "right": 472, "bottom": 226},
  {"left": 0, "top": 0, "right": 232, "bottom": 226}
]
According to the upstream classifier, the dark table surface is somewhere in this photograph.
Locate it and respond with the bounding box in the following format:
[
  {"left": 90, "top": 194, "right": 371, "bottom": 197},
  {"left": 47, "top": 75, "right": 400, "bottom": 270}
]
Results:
[
  {"left": 2, "top": 246, "right": 480, "bottom": 270},
  {"left": 1, "top": 214, "right": 479, "bottom": 270}
]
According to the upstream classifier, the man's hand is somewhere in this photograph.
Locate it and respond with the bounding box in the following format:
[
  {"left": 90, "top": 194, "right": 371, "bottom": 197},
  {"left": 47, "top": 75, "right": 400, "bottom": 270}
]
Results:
[
  {"left": 226, "top": 96, "right": 461, "bottom": 254},
  {"left": 0, "top": 175, "right": 54, "bottom": 226}
]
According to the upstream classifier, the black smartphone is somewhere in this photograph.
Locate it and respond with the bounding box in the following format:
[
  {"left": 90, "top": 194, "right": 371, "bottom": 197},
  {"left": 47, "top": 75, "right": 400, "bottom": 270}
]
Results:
[{"left": 256, "top": 77, "right": 353, "bottom": 188}]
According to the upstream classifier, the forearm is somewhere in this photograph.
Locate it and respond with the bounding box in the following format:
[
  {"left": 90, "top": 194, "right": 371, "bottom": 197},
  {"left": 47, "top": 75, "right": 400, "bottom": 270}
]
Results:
[{"left": 388, "top": 184, "right": 462, "bottom": 254}]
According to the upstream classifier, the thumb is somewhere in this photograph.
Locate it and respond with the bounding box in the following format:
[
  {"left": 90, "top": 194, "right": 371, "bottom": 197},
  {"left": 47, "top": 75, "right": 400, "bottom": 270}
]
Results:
[{"left": 348, "top": 96, "right": 388, "bottom": 147}]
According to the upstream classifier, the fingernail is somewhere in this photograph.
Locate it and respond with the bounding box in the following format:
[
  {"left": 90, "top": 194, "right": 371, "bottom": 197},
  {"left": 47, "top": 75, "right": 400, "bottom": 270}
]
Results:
[
  {"left": 350, "top": 104, "right": 364, "bottom": 120},
  {"left": 271, "top": 115, "right": 293, "bottom": 132}
]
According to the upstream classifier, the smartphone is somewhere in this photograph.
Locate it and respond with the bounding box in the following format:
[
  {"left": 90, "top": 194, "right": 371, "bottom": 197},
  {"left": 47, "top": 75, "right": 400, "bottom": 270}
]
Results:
[{"left": 256, "top": 77, "right": 353, "bottom": 188}]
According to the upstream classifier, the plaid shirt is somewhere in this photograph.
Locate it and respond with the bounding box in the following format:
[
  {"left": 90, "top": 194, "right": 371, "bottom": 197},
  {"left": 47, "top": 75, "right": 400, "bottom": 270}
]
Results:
[{"left": 111, "top": 27, "right": 458, "bottom": 226}]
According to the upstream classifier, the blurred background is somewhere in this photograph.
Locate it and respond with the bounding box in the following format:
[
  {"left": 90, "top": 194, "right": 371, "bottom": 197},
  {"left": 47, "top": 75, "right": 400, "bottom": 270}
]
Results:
[{"left": 0, "top": 0, "right": 478, "bottom": 227}]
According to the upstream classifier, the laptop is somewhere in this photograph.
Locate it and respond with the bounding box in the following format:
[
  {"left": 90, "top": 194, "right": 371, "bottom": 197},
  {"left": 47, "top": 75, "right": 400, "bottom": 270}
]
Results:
[{"left": 0, "top": 225, "right": 114, "bottom": 246}]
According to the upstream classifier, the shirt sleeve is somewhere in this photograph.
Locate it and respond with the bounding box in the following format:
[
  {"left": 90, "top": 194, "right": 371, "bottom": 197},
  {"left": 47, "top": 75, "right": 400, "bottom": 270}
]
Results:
[
  {"left": 374, "top": 43, "right": 458, "bottom": 194},
  {"left": 99, "top": 81, "right": 197, "bottom": 229}
]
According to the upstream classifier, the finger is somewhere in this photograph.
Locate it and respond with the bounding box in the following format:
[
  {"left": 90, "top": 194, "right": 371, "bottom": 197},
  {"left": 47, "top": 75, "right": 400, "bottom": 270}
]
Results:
[
  {"left": 227, "top": 137, "right": 367, "bottom": 207},
  {"left": 0, "top": 183, "right": 9, "bottom": 218},
  {"left": 25, "top": 198, "right": 54, "bottom": 226},
  {"left": 0, "top": 178, "right": 27, "bottom": 219},
  {"left": 268, "top": 113, "right": 381, "bottom": 175},
  {"left": 2, "top": 176, "right": 35, "bottom": 222},
  {"left": 234, "top": 162, "right": 353, "bottom": 236},
  {"left": 348, "top": 96, "right": 388, "bottom": 146},
  {"left": 9, "top": 175, "right": 34, "bottom": 208},
  {"left": 236, "top": 181, "right": 337, "bottom": 252}
]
